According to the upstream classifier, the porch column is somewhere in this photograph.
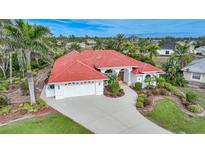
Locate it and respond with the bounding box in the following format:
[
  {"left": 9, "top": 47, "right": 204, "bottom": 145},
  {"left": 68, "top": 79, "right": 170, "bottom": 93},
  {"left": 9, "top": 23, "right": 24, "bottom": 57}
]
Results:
[{"left": 127, "top": 69, "right": 132, "bottom": 86}]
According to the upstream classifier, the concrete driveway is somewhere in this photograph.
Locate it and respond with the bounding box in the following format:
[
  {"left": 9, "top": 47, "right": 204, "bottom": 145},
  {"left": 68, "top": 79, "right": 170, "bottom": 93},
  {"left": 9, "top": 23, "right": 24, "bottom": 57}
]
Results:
[{"left": 41, "top": 84, "right": 171, "bottom": 134}]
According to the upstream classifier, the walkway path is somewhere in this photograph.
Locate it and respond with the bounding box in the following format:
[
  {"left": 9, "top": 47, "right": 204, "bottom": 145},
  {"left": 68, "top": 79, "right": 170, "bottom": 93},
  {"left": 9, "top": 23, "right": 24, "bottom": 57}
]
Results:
[{"left": 41, "top": 84, "right": 171, "bottom": 134}]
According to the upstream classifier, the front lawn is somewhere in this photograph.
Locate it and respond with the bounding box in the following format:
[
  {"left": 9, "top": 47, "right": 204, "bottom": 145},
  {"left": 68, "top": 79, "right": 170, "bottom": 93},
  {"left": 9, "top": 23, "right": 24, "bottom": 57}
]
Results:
[
  {"left": 0, "top": 113, "right": 92, "bottom": 134},
  {"left": 145, "top": 99, "right": 205, "bottom": 133}
]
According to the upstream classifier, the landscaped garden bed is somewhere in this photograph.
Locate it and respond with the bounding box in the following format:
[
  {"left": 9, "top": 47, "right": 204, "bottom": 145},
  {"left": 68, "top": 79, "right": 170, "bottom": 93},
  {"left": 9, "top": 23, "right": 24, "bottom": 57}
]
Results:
[
  {"left": 132, "top": 77, "right": 204, "bottom": 115},
  {"left": 104, "top": 74, "right": 125, "bottom": 98},
  {"left": 0, "top": 96, "right": 55, "bottom": 124}
]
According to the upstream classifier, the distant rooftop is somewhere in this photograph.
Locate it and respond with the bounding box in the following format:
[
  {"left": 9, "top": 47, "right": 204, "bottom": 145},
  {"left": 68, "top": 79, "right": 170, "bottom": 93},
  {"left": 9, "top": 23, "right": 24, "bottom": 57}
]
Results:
[
  {"left": 160, "top": 42, "right": 177, "bottom": 50},
  {"left": 182, "top": 58, "right": 205, "bottom": 73}
]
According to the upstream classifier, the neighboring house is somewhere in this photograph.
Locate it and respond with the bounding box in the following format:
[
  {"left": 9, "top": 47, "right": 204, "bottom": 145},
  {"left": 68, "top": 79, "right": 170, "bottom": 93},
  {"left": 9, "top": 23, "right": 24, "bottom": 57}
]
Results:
[
  {"left": 46, "top": 50, "right": 163, "bottom": 99},
  {"left": 66, "top": 42, "right": 86, "bottom": 48},
  {"left": 194, "top": 46, "right": 205, "bottom": 55},
  {"left": 86, "top": 39, "right": 96, "bottom": 48},
  {"left": 158, "top": 42, "right": 177, "bottom": 56},
  {"left": 151, "top": 40, "right": 161, "bottom": 45},
  {"left": 182, "top": 58, "right": 205, "bottom": 87}
]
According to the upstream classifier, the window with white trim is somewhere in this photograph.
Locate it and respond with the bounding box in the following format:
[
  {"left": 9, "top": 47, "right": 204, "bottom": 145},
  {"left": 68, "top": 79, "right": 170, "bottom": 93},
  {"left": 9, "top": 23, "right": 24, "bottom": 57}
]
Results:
[{"left": 192, "top": 72, "right": 201, "bottom": 80}]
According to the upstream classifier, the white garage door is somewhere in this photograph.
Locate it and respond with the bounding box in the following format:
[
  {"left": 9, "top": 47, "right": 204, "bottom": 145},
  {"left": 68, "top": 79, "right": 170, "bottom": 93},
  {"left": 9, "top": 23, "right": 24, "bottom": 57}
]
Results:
[{"left": 63, "top": 82, "right": 96, "bottom": 97}]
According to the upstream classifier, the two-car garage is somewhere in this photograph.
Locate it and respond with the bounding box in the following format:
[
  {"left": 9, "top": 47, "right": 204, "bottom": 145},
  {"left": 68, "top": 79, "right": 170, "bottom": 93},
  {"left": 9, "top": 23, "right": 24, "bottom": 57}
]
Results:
[{"left": 46, "top": 80, "right": 104, "bottom": 99}]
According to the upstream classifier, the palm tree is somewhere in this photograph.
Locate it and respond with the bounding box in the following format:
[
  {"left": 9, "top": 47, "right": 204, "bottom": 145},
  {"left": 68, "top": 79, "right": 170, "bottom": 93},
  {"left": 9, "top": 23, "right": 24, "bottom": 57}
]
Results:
[
  {"left": 173, "top": 44, "right": 194, "bottom": 69},
  {"left": 93, "top": 39, "right": 105, "bottom": 50},
  {"left": 69, "top": 43, "right": 81, "bottom": 51},
  {"left": 146, "top": 44, "right": 159, "bottom": 60},
  {"left": 6, "top": 20, "right": 50, "bottom": 105},
  {"left": 115, "top": 34, "right": 125, "bottom": 51}
]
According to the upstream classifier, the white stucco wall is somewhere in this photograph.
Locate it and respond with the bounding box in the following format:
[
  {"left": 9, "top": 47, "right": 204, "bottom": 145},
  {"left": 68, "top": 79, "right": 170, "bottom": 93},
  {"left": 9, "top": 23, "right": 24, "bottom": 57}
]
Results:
[
  {"left": 130, "top": 72, "right": 158, "bottom": 88},
  {"left": 158, "top": 49, "right": 174, "bottom": 56}
]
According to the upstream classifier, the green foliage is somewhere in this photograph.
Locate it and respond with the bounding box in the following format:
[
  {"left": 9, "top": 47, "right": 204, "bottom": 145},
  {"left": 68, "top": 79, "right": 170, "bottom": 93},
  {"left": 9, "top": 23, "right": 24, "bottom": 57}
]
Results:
[
  {"left": 134, "top": 82, "right": 142, "bottom": 90},
  {"left": 186, "top": 91, "right": 197, "bottom": 104},
  {"left": 136, "top": 93, "right": 151, "bottom": 108},
  {"left": 136, "top": 101, "right": 143, "bottom": 108},
  {"left": 187, "top": 104, "right": 201, "bottom": 113},
  {"left": 0, "top": 95, "right": 9, "bottom": 108},
  {"left": 128, "top": 53, "right": 156, "bottom": 66},
  {"left": 0, "top": 105, "right": 12, "bottom": 115},
  {"left": 137, "top": 93, "right": 145, "bottom": 102},
  {"left": 21, "top": 98, "right": 47, "bottom": 113},
  {"left": 145, "top": 99, "right": 205, "bottom": 133},
  {"left": 111, "top": 81, "right": 121, "bottom": 93},
  {"left": 0, "top": 79, "right": 9, "bottom": 93},
  {"left": 107, "top": 73, "right": 117, "bottom": 85}
]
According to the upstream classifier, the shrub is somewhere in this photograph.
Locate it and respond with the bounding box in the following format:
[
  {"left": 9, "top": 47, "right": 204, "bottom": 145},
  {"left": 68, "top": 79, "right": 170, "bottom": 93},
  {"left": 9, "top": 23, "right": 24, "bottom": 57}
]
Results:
[
  {"left": 137, "top": 93, "right": 145, "bottom": 102},
  {"left": 151, "top": 88, "right": 160, "bottom": 95},
  {"left": 0, "top": 80, "right": 9, "bottom": 92},
  {"left": 136, "top": 101, "right": 143, "bottom": 108},
  {"left": 0, "top": 105, "right": 12, "bottom": 115},
  {"left": 187, "top": 104, "right": 201, "bottom": 113},
  {"left": 181, "top": 98, "right": 189, "bottom": 106},
  {"left": 0, "top": 95, "right": 9, "bottom": 108},
  {"left": 20, "top": 80, "right": 29, "bottom": 95},
  {"left": 159, "top": 89, "right": 167, "bottom": 95},
  {"left": 111, "top": 81, "right": 121, "bottom": 93},
  {"left": 145, "top": 90, "right": 152, "bottom": 97},
  {"left": 144, "top": 97, "right": 151, "bottom": 106},
  {"left": 21, "top": 102, "right": 35, "bottom": 113},
  {"left": 186, "top": 91, "right": 197, "bottom": 104},
  {"left": 36, "top": 98, "right": 47, "bottom": 109},
  {"left": 134, "top": 82, "right": 142, "bottom": 90},
  {"left": 164, "top": 82, "right": 176, "bottom": 92}
]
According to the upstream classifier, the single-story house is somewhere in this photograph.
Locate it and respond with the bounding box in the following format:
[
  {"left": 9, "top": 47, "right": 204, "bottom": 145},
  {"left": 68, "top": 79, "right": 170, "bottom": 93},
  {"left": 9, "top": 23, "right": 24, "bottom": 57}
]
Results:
[
  {"left": 66, "top": 42, "right": 86, "bottom": 48},
  {"left": 194, "top": 46, "right": 205, "bottom": 55},
  {"left": 46, "top": 50, "right": 163, "bottom": 99},
  {"left": 182, "top": 58, "right": 205, "bottom": 86},
  {"left": 158, "top": 42, "right": 177, "bottom": 56}
]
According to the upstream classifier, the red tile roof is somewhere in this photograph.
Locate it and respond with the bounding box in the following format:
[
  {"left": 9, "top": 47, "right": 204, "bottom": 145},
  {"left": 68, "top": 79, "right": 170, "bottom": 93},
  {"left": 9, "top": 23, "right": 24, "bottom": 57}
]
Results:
[
  {"left": 132, "top": 63, "right": 163, "bottom": 74},
  {"left": 48, "top": 50, "right": 163, "bottom": 83}
]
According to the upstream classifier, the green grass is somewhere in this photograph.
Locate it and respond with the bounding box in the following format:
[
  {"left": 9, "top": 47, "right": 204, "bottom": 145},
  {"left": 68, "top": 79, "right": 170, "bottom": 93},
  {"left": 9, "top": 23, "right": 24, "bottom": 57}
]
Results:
[
  {"left": 0, "top": 113, "right": 92, "bottom": 134},
  {"left": 145, "top": 99, "right": 205, "bottom": 134},
  {"left": 179, "top": 87, "right": 205, "bottom": 108},
  {"left": 153, "top": 56, "right": 169, "bottom": 67}
]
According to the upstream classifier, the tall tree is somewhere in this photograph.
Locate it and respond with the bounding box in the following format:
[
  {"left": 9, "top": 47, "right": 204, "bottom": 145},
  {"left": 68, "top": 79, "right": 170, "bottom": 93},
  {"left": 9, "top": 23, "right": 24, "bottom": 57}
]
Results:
[
  {"left": 173, "top": 44, "right": 194, "bottom": 69},
  {"left": 146, "top": 44, "right": 159, "bottom": 60},
  {"left": 6, "top": 20, "right": 51, "bottom": 105}
]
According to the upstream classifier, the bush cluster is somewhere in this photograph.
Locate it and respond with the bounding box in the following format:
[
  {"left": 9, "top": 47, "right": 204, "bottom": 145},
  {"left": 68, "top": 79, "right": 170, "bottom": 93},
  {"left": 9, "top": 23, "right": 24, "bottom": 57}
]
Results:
[
  {"left": 21, "top": 98, "right": 48, "bottom": 113},
  {"left": 134, "top": 82, "right": 142, "bottom": 90},
  {"left": 187, "top": 104, "right": 201, "bottom": 113},
  {"left": 186, "top": 91, "right": 197, "bottom": 104},
  {"left": 0, "top": 95, "right": 9, "bottom": 108},
  {"left": 136, "top": 93, "right": 151, "bottom": 108},
  {"left": 0, "top": 79, "right": 9, "bottom": 92}
]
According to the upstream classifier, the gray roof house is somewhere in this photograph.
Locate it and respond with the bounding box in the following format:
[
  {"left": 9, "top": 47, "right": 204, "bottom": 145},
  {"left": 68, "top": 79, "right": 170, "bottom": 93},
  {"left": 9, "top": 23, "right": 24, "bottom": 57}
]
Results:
[
  {"left": 158, "top": 42, "right": 177, "bottom": 56},
  {"left": 194, "top": 46, "right": 205, "bottom": 55},
  {"left": 182, "top": 58, "right": 205, "bottom": 87}
]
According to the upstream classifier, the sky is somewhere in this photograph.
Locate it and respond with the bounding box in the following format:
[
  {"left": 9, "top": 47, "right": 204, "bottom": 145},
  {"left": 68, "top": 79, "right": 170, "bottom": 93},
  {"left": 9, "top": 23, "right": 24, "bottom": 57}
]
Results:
[{"left": 26, "top": 19, "right": 205, "bottom": 38}]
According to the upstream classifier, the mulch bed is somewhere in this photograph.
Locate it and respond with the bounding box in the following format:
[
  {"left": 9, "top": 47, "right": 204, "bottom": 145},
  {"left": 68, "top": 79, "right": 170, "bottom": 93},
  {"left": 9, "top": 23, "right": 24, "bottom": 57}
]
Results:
[
  {"left": 132, "top": 86, "right": 205, "bottom": 116},
  {"left": 104, "top": 86, "right": 125, "bottom": 98},
  {"left": 0, "top": 106, "right": 57, "bottom": 125}
]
